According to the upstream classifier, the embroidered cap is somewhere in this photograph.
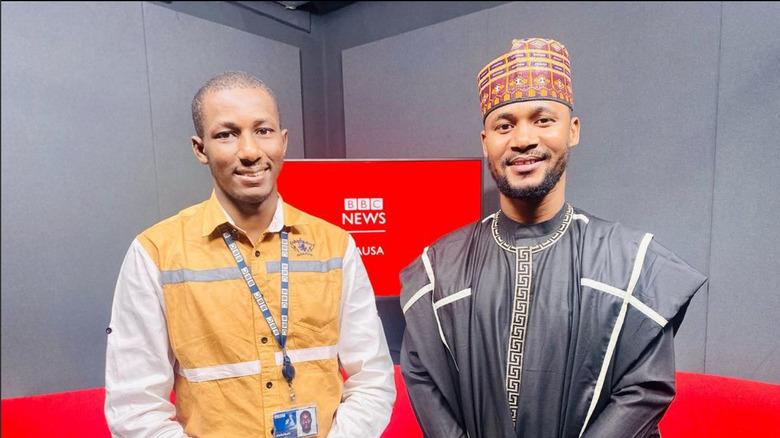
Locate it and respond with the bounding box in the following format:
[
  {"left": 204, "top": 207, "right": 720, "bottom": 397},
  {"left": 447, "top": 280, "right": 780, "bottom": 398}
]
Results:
[{"left": 478, "top": 37, "right": 573, "bottom": 121}]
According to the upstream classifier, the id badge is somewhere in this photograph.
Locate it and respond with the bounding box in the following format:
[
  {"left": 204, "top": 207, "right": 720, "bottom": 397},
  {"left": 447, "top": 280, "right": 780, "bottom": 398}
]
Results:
[{"left": 272, "top": 405, "right": 318, "bottom": 438}]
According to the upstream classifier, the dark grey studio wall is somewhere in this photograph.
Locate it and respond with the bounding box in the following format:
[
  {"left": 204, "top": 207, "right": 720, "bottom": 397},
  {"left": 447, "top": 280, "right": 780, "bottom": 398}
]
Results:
[
  {"left": 150, "top": 1, "right": 507, "bottom": 158},
  {"left": 316, "top": 1, "right": 511, "bottom": 157},
  {"left": 149, "top": 1, "right": 334, "bottom": 157},
  {"left": 0, "top": 1, "right": 303, "bottom": 398},
  {"left": 707, "top": 2, "right": 780, "bottom": 382},
  {"left": 1, "top": 2, "right": 157, "bottom": 399},
  {"left": 342, "top": 2, "right": 780, "bottom": 383}
]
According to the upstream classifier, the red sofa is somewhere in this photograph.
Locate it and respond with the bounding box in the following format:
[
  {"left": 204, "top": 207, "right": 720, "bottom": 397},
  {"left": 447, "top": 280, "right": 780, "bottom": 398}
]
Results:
[{"left": 2, "top": 367, "right": 778, "bottom": 437}]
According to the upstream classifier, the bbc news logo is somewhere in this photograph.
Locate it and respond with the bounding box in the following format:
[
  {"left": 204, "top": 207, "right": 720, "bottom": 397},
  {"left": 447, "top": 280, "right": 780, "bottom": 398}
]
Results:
[
  {"left": 343, "top": 198, "right": 386, "bottom": 256},
  {"left": 342, "top": 198, "right": 386, "bottom": 225},
  {"left": 344, "top": 198, "right": 383, "bottom": 211}
]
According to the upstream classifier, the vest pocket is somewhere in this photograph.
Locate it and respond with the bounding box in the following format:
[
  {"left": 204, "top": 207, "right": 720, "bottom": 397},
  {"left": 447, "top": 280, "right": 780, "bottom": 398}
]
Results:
[{"left": 289, "top": 271, "right": 339, "bottom": 335}]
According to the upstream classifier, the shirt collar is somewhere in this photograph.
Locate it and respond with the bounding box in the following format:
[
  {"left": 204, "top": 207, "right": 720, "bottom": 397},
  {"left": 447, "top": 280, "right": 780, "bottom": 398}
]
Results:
[
  {"left": 201, "top": 191, "right": 308, "bottom": 237},
  {"left": 497, "top": 202, "right": 569, "bottom": 240}
]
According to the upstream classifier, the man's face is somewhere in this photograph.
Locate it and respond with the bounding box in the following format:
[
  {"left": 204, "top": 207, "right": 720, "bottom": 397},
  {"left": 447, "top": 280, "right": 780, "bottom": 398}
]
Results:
[
  {"left": 192, "top": 87, "right": 287, "bottom": 212},
  {"left": 300, "top": 411, "right": 312, "bottom": 432},
  {"left": 481, "top": 100, "right": 579, "bottom": 200}
]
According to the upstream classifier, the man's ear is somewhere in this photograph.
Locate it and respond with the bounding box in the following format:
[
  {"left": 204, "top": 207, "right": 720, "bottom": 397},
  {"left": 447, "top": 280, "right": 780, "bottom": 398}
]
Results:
[
  {"left": 192, "top": 136, "right": 208, "bottom": 164},
  {"left": 281, "top": 128, "right": 288, "bottom": 157},
  {"left": 569, "top": 116, "right": 580, "bottom": 148},
  {"left": 480, "top": 130, "right": 488, "bottom": 158}
]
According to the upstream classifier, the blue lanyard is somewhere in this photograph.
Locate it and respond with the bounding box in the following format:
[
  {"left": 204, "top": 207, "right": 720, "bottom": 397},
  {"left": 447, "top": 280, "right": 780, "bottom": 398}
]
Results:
[{"left": 219, "top": 224, "right": 296, "bottom": 400}]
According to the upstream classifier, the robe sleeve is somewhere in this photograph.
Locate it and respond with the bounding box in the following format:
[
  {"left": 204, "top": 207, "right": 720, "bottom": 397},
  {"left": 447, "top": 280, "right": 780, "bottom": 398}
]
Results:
[
  {"left": 581, "top": 324, "right": 676, "bottom": 438},
  {"left": 583, "top": 239, "right": 707, "bottom": 438},
  {"left": 400, "top": 251, "right": 468, "bottom": 438}
]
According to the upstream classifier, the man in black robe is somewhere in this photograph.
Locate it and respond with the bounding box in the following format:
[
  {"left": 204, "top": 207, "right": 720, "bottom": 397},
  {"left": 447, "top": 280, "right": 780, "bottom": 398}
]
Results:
[{"left": 399, "top": 37, "right": 706, "bottom": 438}]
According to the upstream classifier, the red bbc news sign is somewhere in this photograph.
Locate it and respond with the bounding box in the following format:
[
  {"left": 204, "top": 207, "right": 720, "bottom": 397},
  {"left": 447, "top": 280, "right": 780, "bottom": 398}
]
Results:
[{"left": 277, "top": 159, "right": 483, "bottom": 296}]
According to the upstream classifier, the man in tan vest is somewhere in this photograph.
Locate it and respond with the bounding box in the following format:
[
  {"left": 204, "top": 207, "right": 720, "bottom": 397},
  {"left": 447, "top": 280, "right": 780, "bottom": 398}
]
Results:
[{"left": 106, "top": 71, "right": 395, "bottom": 437}]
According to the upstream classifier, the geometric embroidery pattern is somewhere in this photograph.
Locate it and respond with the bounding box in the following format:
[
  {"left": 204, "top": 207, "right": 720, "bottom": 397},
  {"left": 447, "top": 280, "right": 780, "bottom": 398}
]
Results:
[
  {"left": 490, "top": 204, "right": 573, "bottom": 426},
  {"left": 490, "top": 204, "right": 573, "bottom": 255},
  {"left": 478, "top": 38, "right": 573, "bottom": 120},
  {"left": 506, "top": 246, "right": 532, "bottom": 425}
]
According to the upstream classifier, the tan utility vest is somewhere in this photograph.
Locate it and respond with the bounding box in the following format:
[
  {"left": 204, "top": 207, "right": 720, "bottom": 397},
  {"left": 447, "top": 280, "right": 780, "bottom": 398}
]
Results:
[{"left": 138, "top": 195, "right": 346, "bottom": 436}]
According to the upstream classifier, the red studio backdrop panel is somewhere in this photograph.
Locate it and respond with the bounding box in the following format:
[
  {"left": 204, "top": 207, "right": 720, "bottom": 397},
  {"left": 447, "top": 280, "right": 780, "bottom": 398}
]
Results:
[{"left": 277, "top": 159, "right": 483, "bottom": 296}]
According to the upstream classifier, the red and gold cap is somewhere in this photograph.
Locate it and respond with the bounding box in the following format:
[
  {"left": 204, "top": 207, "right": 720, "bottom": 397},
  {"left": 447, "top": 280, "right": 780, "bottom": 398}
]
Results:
[{"left": 478, "top": 38, "right": 573, "bottom": 121}]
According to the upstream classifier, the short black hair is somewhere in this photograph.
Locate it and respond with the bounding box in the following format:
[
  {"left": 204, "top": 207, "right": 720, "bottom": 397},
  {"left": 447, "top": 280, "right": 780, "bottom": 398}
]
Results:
[{"left": 191, "top": 71, "right": 279, "bottom": 137}]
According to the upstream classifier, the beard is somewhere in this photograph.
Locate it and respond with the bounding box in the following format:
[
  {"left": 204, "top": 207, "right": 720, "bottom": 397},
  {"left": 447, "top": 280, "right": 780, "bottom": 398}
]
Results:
[{"left": 489, "top": 147, "right": 569, "bottom": 199}]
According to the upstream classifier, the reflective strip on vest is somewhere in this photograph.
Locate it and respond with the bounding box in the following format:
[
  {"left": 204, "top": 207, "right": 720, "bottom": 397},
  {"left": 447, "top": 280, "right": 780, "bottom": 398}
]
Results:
[
  {"left": 178, "top": 360, "right": 261, "bottom": 382},
  {"left": 274, "top": 345, "right": 339, "bottom": 365},
  {"left": 160, "top": 259, "right": 343, "bottom": 285},
  {"left": 178, "top": 345, "right": 339, "bottom": 383},
  {"left": 266, "top": 258, "right": 343, "bottom": 274},
  {"left": 161, "top": 267, "right": 242, "bottom": 285}
]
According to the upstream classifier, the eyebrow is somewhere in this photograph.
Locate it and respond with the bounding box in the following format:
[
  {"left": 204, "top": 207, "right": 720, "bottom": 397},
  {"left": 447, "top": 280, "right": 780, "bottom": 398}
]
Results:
[
  {"left": 492, "top": 112, "right": 515, "bottom": 122},
  {"left": 213, "top": 121, "right": 240, "bottom": 131},
  {"left": 212, "top": 119, "right": 271, "bottom": 131},
  {"left": 528, "top": 105, "right": 556, "bottom": 116}
]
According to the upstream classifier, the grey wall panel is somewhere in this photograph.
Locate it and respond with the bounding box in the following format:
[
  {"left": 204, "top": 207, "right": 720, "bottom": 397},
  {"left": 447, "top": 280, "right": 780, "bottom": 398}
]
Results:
[
  {"left": 151, "top": 1, "right": 329, "bottom": 160},
  {"left": 707, "top": 2, "right": 780, "bottom": 384},
  {"left": 142, "top": 2, "right": 304, "bottom": 219},
  {"left": 343, "top": 2, "right": 722, "bottom": 373},
  {"left": 1, "top": 2, "right": 157, "bottom": 398},
  {"left": 324, "top": 1, "right": 510, "bottom": 157},
  {"left": 343, "top": 12, "right": 488, "bottom": 159}
]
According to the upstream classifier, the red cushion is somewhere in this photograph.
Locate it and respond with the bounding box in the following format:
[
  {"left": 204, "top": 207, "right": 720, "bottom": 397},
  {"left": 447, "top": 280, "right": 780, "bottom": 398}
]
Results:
[
  {"left": 659, "top": 371, "right": 780, "bottom": 437},
  {"left": 3, "top": 370, "right": 776, "bottom": 437},
  {"left": 1, "top": 387, "right": 110, "bottom": 438},
  {"left": 0, "top": 368, "right": 422, "bottom": 438}
]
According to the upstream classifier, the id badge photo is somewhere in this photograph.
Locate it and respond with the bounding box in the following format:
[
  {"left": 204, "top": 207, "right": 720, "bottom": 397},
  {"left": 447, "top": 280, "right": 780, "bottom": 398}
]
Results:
[{"left": 272, "top": 405, "right": 318, "bottom": 438}]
